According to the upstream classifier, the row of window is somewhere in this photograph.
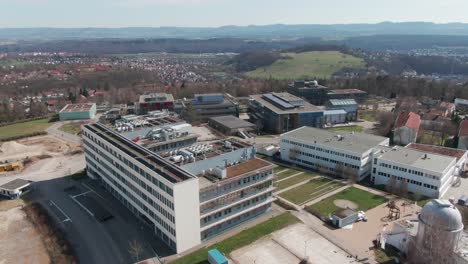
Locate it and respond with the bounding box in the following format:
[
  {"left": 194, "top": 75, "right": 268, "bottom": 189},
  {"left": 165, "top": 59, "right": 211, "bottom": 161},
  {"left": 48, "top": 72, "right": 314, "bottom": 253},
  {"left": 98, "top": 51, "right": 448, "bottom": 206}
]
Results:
[
  {"left": 83, "top": 134, "right": 174, "bottom": 197},
  {"left": 201, "top": 193, "right": 271, "bottom": 226},
  {"left": 290, "top": 150, "right": 360, "bottom": 170},
  {"left": 200, "top": 171, "right": 272, "bottom": 201},
  {"left": 376, "top": 171, "right": 438, "bottom": 190},
  {"left": 90, "top": 165, "right": 176, "bottom": 237},
  {"left": 378, "top": 161, "right": 438, "bottom": 180},
  {"left": 282, "top": 139, "right": 362, "bottom": 161}
]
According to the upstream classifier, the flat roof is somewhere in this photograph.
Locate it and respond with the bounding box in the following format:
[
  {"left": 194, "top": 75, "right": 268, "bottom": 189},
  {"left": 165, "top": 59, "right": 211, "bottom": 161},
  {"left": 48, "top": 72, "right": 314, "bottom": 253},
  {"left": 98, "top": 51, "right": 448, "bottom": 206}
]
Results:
[
  {"left": 407, "top": 143, "right": 466, "bottom": 161},
  {"left": 209, "top": 115, "right": 255, "bottom": 129},
  {"left": 282, "top": 126, "right": 388, "bottom": 154},
  {"left": 328, "top": 89, "right": 367, "bottom": 95},
  {"left": 378, "top": 146, "right": 456, "bottom": 173},
  {"left": 250, "top": 94, "right": 322, "bottom": 115},
  {"left": 324, "top": 109, "right": 347, "bottom": 115},
  {"left": 0, "top": 179, "right": 30, "bottom": 190},
  {"left": 226, "top": 158, "right": 273, "bottom": 178},
  {"left": 60, "top": 103, "right": 95, "bottom": 113},
  {"left": 139, "top": 93, "right": 174, "bottom": 103},
  {"left": 85, "top": 123, "right": 194, "bottom": 183},
  {"left": 328, "top": 99, "right": 358, "bottom": 106}
]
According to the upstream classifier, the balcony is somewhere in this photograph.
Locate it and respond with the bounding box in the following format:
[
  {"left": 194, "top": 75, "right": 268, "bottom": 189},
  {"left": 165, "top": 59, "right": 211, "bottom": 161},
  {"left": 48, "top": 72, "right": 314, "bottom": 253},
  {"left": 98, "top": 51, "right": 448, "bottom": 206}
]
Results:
[{"left": 200, "top": 186, "right": 275, "bottom": 217}]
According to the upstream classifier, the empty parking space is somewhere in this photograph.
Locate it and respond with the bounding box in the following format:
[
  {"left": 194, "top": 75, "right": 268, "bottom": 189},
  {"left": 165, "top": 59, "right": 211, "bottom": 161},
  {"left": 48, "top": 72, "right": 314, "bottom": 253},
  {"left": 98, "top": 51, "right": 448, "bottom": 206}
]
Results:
[
  {"left": 48, "top": 200, "right": 71, "bottom": 223},
  {"left": 72, "top": 192, "right": 113, "bottom": 222}
]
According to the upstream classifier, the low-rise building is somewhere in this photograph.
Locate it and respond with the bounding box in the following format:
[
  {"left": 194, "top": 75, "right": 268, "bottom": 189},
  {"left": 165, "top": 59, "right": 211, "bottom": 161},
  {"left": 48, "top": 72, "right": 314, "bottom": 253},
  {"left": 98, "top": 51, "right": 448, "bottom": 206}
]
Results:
[
  {"left": 324, "top": 109, "right": 347, "bottom": 125},
  {"left": 59, "top": 103, "right": 96, "bottom": 120},
  {"left": 327, "top": 89, "right": 368, "bottom": 103},
  {"left": 249, "top": 92, "right": 324, "bottom": 134},
  {"left": 393, "top": 112, "right": 421, "bottom": 145},
  {"left": 458, "top": 120, "right": 468, "bottom": 150},
  {"left": 0, "top": 179, "right": 31, "bottom": 199},
  {"left": 455, "top": 98, "right": 468, "bottom": 114},
  {"left": 372, "top": 146, "right": 465, "bottom": 198},
  {"left": 325, "top": 99, "right": 358, "bottom": 122},
  {"left": 137, "top": 93, "right": 175, "bottom": 114},
  {"left": 191, "top": 94, "right": 239, "bottom": 121},
  {"left": 287, "top": 80, "right": 330, "bottom": 105},
  {"left": 208, "top": 115, "right": 256, "bottom": 137},
  {"left": 280, "top": 126, "right": 389, "bottom": 181}
]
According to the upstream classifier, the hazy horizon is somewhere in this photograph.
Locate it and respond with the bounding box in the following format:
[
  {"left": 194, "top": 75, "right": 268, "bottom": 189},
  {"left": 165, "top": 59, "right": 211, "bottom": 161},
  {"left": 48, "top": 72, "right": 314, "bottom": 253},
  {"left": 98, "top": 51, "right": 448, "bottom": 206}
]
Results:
[{"left": 1, "top": 0, "right": 467, "bottom": 28}]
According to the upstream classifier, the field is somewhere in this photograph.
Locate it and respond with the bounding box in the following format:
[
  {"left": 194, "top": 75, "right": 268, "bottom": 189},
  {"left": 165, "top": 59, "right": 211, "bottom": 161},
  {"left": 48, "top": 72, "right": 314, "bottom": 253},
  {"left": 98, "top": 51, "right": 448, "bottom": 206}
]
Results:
[
  {"left": 307, "top": 187, "right": 388, "bottom": 217},
  {"left": 246, "top": 51, "right": 365, "bottom": 79},
  {"left": 279, "top": 178, "right": 345, "bottom": 205},
  {"left": 327, "top": 125, "right": 364, "bottom": 133},
  {"left": 276, "top": 172, "right": 317, "bottom": 190},
  {"left": 171, "top": 212, "right": 299, "bottom": 264},
  {"left": 0, "top": 119, "right": 52, "bottom": 141},
  {"left": 274, "top": 168, "right": 301, "bottom": 181},
  {"left": 58, "top": 123, "right": 82, "bottom": 135}
]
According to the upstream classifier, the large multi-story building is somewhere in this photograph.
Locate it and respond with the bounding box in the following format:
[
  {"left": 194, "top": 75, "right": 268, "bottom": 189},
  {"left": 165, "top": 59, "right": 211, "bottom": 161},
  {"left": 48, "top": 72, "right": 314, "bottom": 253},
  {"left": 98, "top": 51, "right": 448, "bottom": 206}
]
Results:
[
  {"left": 190, "top": 93, "right": 239, "bottom": 121},
  {"left": 372, "top": 144, "right": 467, "bottom": 198},
  {"left": 249, "top": 92, "right": 324, "bottom": 134},
  {"left": 82, "top": 122, "right": 275, "bottom": 253},
  {"left": 287, "top": 80, "right": 330, "bottom": 105},
  {"left": 137, "top": 93, "right": 175, "bottom": 114},
  {"left": 280, "top": 126, "right": 389, "bottom": 181},
  {"left": 326, "top": 89, "right": 368, "bottom": 103}
]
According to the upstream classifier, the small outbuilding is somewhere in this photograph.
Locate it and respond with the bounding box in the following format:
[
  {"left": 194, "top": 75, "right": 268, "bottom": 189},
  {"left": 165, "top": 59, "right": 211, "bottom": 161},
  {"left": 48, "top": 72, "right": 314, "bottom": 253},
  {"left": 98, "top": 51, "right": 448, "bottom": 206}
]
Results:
[
  {"left": 59, "top": 103, "right": 97, "bottom": 120},
  {"left": 0, "top": 178, "right": 31, "bottom": 199},
  {"left": 208, "top": 115, "right": 256, "bottom": 137},
  {"left": 331, "top": 208, "right": 359, "bottom": 228}
]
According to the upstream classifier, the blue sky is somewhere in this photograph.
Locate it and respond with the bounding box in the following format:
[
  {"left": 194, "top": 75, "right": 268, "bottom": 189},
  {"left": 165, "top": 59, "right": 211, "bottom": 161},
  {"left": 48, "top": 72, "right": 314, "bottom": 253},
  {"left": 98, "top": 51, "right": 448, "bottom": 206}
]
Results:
[{"left": 1, "top": 0, "right": 468, "bottom": 27}]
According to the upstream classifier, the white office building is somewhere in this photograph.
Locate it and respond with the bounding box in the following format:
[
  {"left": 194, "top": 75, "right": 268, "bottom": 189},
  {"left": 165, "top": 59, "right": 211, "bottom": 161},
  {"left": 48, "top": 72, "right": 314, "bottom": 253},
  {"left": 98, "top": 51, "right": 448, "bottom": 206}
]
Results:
[
  {"left": 280, "top": 126, "right": 389, "bottom": 181},
  {"left": 82, "top": 122, "right": 275, "bottom": 253},
  {"left": 371, "top": 145, "right": 466, "bottom": 198}
]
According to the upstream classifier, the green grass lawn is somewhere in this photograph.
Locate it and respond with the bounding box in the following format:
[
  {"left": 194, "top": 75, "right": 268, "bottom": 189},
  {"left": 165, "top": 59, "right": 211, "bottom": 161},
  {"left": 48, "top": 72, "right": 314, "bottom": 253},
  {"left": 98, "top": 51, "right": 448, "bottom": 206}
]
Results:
[
  {"left": 327, "top": 125, "right": 364, "bottom": 133},
  {"left": 0, "top": 119, "right": 52, "bottom": 141},
  {"left": 279, "top": 178, "right": 345, "bottom": 205},
  {"left": 276, "top": 172, "right": 317, "bottom": 190},
  {"left": 246, "top": 51, "right": 365, "bottom": 80},
  {"left": 274, "top": 169, "right": 302, "bottom": 181},
  {"left": 307, "top": 187, "right": 388, "bottom": 217},
  {"left": 58, "top": 123, "right": 82, "bottom": 135},
  {"left": 171, "top": 213, "right": 299, "bottom": 264},
  {"left": 273, "top": 166, "right": 289, "bottom": 173}
]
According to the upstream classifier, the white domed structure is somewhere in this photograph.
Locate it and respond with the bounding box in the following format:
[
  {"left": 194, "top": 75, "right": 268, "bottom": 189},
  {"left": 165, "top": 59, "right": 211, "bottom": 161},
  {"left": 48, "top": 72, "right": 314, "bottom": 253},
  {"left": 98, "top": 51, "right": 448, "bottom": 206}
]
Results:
[
  {"left": 419, "top": 199, "right": 464, "bottom": 232},
  {"left": 412, "top": 199, "right": 464, "bottom": 264}
]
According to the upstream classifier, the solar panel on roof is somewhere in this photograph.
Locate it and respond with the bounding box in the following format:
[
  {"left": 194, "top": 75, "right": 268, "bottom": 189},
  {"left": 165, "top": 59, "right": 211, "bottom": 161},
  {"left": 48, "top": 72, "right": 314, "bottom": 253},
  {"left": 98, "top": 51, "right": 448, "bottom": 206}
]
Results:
[{"left": 263, "top": 93, "right": 295, "bottom": 109}]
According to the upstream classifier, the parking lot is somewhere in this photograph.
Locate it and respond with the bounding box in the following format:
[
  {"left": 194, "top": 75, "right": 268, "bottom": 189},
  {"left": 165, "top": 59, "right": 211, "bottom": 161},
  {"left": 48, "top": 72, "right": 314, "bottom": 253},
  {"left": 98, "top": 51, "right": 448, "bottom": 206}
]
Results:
[{"left": 28, "top": 177, "right": 173, "bottom": 264}]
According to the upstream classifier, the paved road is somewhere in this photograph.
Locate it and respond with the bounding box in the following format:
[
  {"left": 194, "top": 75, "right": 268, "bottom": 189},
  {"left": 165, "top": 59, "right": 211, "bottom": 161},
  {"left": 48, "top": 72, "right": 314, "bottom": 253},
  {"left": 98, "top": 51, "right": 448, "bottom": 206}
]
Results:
[
  {"left": 28, "top": 177, "right": 169, "bottom": 264},
  {"left": 46, "top": 121, "right": 82, "bottom": 144}
]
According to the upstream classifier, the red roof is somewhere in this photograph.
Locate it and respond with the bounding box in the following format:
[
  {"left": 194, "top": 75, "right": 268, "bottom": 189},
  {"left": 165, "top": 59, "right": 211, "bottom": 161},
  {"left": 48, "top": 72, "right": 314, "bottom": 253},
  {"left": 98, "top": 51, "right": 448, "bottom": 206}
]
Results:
[
  {"left": 46, "top": 99, "right": 59, "bottom": 105},
  {"left": 395, "top": 112, "right": 421, "bottom": 131},
  {"left": 459, "top": 120, "right": 468, "bottom": 137}
]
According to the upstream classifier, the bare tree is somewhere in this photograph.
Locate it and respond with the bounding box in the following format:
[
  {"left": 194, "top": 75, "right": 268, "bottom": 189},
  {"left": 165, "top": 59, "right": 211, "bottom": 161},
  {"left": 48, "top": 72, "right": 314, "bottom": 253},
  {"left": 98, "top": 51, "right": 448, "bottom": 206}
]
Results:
[
  {"left": 128, "top": 240, "right": 144, "bottom": 262},
  {"left": 335, "top": 162, "right": 345, "bottom": 178},
  {"left": 377, "top": 112, "right": 395, "bottom": 136},
  {"left": 398, "top": 179, "right": 409, "bottom": 198},
  {"left": 386, "top": 175, "right": 397, "bottom": 194}
]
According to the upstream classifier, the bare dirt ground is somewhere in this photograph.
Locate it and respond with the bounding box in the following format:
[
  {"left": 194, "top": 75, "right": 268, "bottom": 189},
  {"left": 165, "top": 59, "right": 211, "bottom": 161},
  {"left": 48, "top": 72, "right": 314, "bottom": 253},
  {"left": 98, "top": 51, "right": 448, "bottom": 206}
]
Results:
[
  {"left": 0, "top": 199, "right": 50, "bottom": 264},
  {"left": 230, "top": 223, "right": 354, "bottom": 264},
  {"left": 334, "top": 199, "right": 358, "bottom": 210},
  {"left": 0, "top": 135, "right": 83, "bottom": 177},
  {"left": 192, "top": 125, "right": 219, "bottom": 141},
  {"left": 331, "top": 199, "right": 420, "bottom": 258}
]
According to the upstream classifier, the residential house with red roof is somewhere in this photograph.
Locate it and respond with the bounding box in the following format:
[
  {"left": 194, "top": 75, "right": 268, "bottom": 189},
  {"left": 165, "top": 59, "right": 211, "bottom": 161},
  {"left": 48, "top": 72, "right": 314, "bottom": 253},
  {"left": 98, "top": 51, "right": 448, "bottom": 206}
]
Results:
[
  {"left": 457, "top": 120, "right": 468, "bottom": 150},
  {"left": 393, "top": 112, "right": 421, "bottom": 145}
]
